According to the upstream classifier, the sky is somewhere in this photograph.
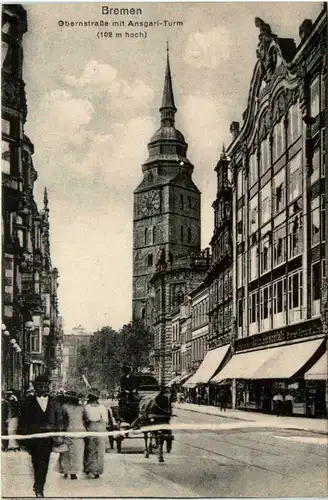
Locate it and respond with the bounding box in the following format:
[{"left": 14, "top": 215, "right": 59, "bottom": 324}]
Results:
[{"left": 22, "top": 1, "right": 322, "bottom": 333}]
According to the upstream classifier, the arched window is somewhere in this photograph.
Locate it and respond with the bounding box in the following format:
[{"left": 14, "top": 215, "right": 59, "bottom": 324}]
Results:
[
  {"left": 153, "top": 226, "right": 157, "bottom": 244},
  {"left": 148, "top": 172, "right": 154, "bottom": 184}
]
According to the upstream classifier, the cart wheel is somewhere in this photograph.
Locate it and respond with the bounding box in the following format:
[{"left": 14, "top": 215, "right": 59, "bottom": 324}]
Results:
[
  {"left": 166, "top": 439, "right": 172, "bottom": 453},
  {"left": 109, "top": 437, "right": 114, "bottom": 450},
  {"left": 116, "top": 438, "right": 122, "bottom": 453}
]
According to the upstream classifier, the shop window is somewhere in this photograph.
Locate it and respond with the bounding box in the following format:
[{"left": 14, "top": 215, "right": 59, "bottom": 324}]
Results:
[
  {"left": 260, "top": 182, "right": 271, "bottom": 226},
  {"left": 260, "top": 137, "right": 270, "bottom": 177},
  {"left": 287, "top": 152, "right": 302, "bottom": 203},
  {"left": 311, "top": 147, "right": 320, "bottom": 185},
  {"left": 272, "top": 120, "right": 285, "bottom": 163},
  {"left": 30, "top": 328, "right": 41, "bottom": 353},
  {"left": 288, "top": 270, "right": 303, "bottom": 323},
  {"left": 249, "top": 195, "right": 258, "bottom": 234},
  {"left": 273, "top": 277, "right": 286, "bottom": 328},
  {"left": 287, "top": 102, "right": 302, "bottom": 146},
  {"left": 260, "top": 285, "right": 271, "bottom": 332},
  {"left": 310, "top": 76, "right": 320, "bottom": 118},
  {"left": 273, "top": 225, "right": 286, "bottom": 267},
  {"left": 288, "top": 211, "right": 303, "bottom": 259},
  {"left": 311, "top": 197, "right": 320, "bottom": 247},
  {"left": 312, "top": 262, "right": 321, "bottom": 317},
  {"left": 272, "top": 168, "right": 286, "bottom": 214},
  {"left": 260, "top": 232, "right": 271, "bottom": 275},
  {"left": 249, "top": 153, "right": 257, "bottom": 187}
]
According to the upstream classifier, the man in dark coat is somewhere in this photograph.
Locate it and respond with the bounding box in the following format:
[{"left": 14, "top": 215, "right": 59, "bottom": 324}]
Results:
[{"left": 18, "top": 375, "right": 63, "bottom": 497}]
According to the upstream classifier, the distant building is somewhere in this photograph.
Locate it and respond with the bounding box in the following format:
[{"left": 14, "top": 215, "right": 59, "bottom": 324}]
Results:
[{"left": 62, "top": 326, "right": 92, "bottom": 386}]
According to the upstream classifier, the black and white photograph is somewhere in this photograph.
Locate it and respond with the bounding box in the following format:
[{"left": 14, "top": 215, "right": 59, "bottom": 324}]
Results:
[{"left": 1, "top": 1, "right": 327, "bottom": 498}]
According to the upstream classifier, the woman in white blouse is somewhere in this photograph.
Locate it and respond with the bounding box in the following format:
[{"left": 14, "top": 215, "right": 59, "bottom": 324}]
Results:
[{"left": 83, "top": 389, "right": 108, "bottom": 478}]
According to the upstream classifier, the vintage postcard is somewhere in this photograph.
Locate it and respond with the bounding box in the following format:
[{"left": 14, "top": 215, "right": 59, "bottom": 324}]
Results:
[{"left": 1, "top": 1, "right": 327, "bottom": 498}]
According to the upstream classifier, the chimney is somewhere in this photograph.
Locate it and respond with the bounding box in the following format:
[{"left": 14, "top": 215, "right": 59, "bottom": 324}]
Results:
[
  {"left": 230, "top": 121, "right": 240, "bottom": 140},
  {"left": 299, "top": 19, "right": 313, "bottom": 41}
]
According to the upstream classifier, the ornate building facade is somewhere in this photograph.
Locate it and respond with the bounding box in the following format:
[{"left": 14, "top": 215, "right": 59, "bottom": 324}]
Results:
[
  {"left": 2, "top": 4, "right": 63, "bottom": 393},
  {"left": 217, "top": 10, "right": 327, "bottom": 415}
]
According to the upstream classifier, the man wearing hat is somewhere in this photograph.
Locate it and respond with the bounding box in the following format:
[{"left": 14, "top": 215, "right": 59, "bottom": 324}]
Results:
[{"left": 18, "top": 375, "right": 63, "bottom": 497}]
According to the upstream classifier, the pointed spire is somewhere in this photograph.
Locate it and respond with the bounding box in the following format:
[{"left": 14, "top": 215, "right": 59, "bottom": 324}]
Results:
[
  {"left": 160, "top": 43, "right": 177, "bottom": 126},
  {"left": 44, "top": 187, "right": 49, "bottom": 211},
  {"left": 220, "top": 144, "right": 227, "bottom": 160}
]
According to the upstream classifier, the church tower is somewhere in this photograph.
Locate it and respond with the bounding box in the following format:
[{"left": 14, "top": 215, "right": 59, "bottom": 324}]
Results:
[{"left": 132, "top": 48, "right": 201, "bottom": 320}]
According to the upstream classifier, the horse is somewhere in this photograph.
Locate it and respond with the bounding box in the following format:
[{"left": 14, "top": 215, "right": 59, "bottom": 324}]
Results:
[{"left": 132, "top": 388, "right": 173, "bottom": 463}]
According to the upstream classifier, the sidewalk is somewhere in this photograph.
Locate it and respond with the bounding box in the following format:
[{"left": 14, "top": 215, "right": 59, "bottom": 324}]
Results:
[{"left": 174, "top": 402, "right": 328, "bottom": 434}]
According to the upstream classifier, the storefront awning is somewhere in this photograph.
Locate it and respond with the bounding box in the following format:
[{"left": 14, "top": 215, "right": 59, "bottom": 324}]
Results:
[
  {"left": 167, "top": 375, "right": 181, "bottom": 387},
  {"left": 305, "top": 351, "right": 327, "bottom": 380},
  {"left": 212, "top": 338, "right": 325, "bottom": 381},
  {"left": 182, "top": 344, "right": 230, "bottom": 387},
  {"left": 168, "top": 372, "right": 193, "bottom": 387}
]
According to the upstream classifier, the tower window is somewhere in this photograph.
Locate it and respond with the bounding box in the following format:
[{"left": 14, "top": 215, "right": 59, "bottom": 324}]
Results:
[
  {"left": 148, "top": 253, "right": 153, "bottom": 267},
  {"left": 144, "top": 228, "right": 148, "bottom": 245},
  {"left": 188, "top": 196, "right": 192, "bottom": 209},
  {"left": 180, "top": 194, "right": 184, "bottom": 211},
  {"left": 141, "top": 308, "right": 146, "bottom": 320},
  {"left": 148, "top": 172, "right": 154, "bottom": 184},
  {"left": 153, "top": 226, "right": 157, "bottom": 244},
  {"left": 181, "top": 226, "right": 184, "bottom": 242},
  {"left": 188, "top": 227, "right": 192, "bottom": 244}
]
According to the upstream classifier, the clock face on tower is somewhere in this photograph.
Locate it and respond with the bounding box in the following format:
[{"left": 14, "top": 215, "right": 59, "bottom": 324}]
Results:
[{"left": 141, "top": 190, "right": 160, "bottom": 216}]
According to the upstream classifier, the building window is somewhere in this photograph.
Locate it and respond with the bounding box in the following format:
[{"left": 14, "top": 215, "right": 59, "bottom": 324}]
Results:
[
  {"left": 321, "top": 128, "right": 326, "bottom": 178},
  {"left": 236, "top": 208, "right": 244, "bottom": 244},
  {"left": 180, "top": 194, "right": 184, "bottom": 211},
  {"left": 187, "top": 227, "right": 192, "bottom": 244},
  {"left": 34, "top": 225, "right": 41, "bottom": 250},
  {"left": 249, "top": 290, "right": 259, "bottom": 326},
  {"left": 249, "top": 152, "right": 257, "bottom": 187},
  {"left": 310, "top": 75, "right": 320, "bottom": 118},
  {"left": 30, "top": 328, "right": 41, "bottom": 353},
  {"left": 311, "top": 197, "right": 320, "bottom": 247},
  {"left": 312, "top": 262, "right": 321, "bottom": 317},
  {"left": 288, "top": 152, "right": 302, "bottom": 203},
  {"left": 144, "top": 228, "right": 148, "bottom": 245},
  {"left": 180, "top": 226, "right": 184, "bottom": 243},
  {"left": 2, "top": 140, "right": 11, "bottom": 174},
  {"left": 287, "top": 102, "right": 302, "bottom": 146},
  {"left": 147, "top": 253, "right": 153, "bottom": 267},
  {"left": 237, "top": 253, "right": 244, "bottom": 288},
  {"left": 260, "top": 232, "right": 271, "bottom": 275},
  {"left": 260, "top": 137, "right": 270, "bottom": 177},
  {"left": 188, "top": 196, "right": 192, "bottom": 210},
  {"left": 237, "top": 169, "right": 243, "bottom": 199},
  {"left": 272, "top": 168, "right": 285, "bottom": 214},
  {"left": 148, "top": 172, "right": 153, "bottom": 184},
  {"left": 272, "top": 120, "right": 285, "bottom": 163},
  {"left": 237, "top": 298, "right": 244, "bottom": 331},
  {"left": 152, "top": 226, "right": 157, "bottom": 244},
  {"left": 273, "top": 225, "right": 286, "bottom": 267},
  {"left": 288, "top": 211, "right": 303, "bottom": 259},
  {"left": 260, "top": 285, "right": 271, "bottom": 332},
  {"left": 34, "top": 272, "right": 40, "bottom": 295},
  {"left": 2, "top": 118, "right": 10, "bottom": 135},
  {"left": 321, "top": 196, "right": 325, "bottom": 242},
  {"left": 288, "top": 270, "right": 303, "bottom": 323},
  {"left": 273, "top": 277, "right": 287, "bottom": 328},
  {"left": 311, "top": 145, "right": 320, "bottom": 185},
  {"left": 249, "top": 195, "right": 258, "bottom": 234},
  {"left": 249, "top": 244, "right": 258, "bottom": 282},
  {"left": 260, "top": 182, "right": 271, "bottom": 226}
]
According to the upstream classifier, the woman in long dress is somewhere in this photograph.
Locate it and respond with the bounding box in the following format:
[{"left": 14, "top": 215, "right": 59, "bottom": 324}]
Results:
[
  {"left": 83, "top": 389, "right": 108, "bottom": 479},
  {"left": 60, "top": 391, "right": 86, "bottom": 479}
]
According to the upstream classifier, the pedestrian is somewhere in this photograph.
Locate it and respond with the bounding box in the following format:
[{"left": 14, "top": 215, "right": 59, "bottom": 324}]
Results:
[
  {"left": 83, "top": 388, "right": 108, "bottom": 479},
  {"left": 18, "top": 375, "right": 63, "bottom": 497},
  {"left": 285, "top": 393, "right": 294, "bottom": 416},
  {"left": 6, "top": 390, "right": 20, "bottom": 451},
  {"left": 59, "top": 391, "right": 86, "bottom": 480},
  {"left": 272, "top": 392, "right": 284, "bottom": 417},
  {"left": 1, "top": 391, "right": 9, "bottom": 451}
]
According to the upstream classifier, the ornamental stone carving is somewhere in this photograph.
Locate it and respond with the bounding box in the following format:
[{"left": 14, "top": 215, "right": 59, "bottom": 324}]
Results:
[{"left": 255, "top": 17, "right": 278, "bottom": 83}]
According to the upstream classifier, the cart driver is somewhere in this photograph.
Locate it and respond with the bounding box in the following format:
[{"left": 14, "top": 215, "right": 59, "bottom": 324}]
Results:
[{"left": 119, "top": 365, "right": 138, "bottom": 403}]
